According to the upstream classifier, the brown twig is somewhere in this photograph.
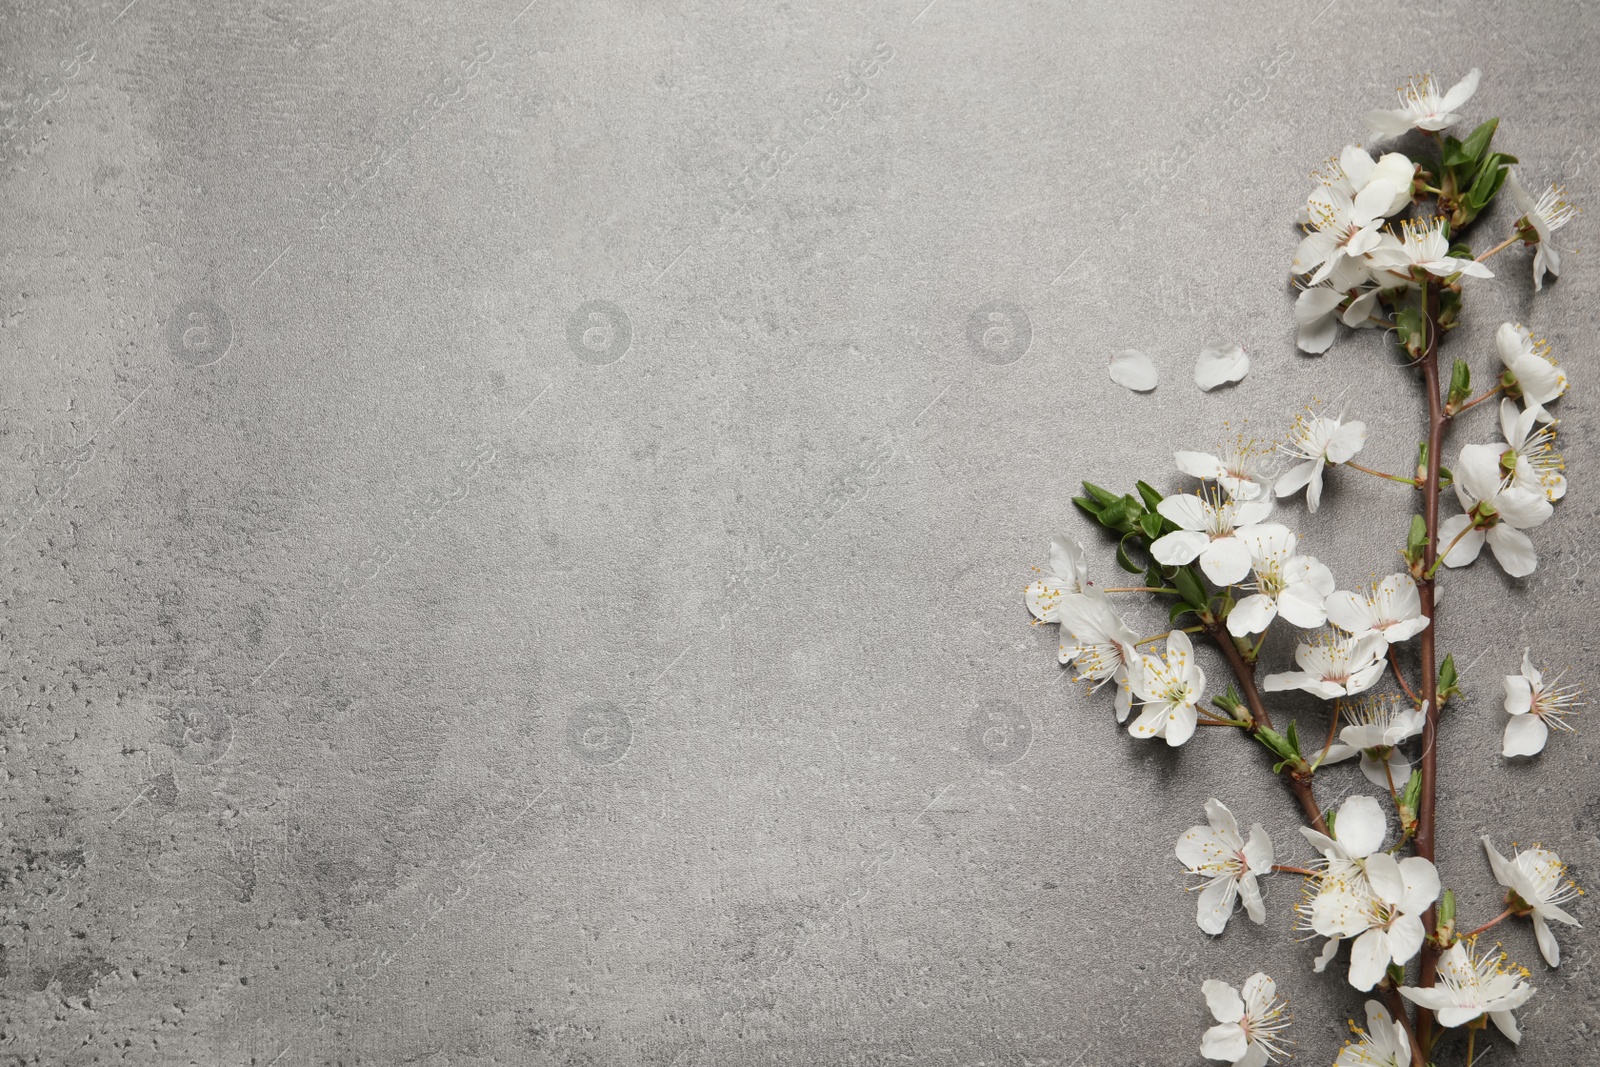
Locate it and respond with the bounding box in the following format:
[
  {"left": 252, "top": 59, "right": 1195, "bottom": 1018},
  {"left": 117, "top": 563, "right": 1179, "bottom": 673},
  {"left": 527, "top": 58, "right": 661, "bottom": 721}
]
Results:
[
  {"left": 1460, "top": 907, "right": 1515, "bottom": 940},
  {"left": 1389, "top": 646, "right": 1422, "bottom": 705},
  {"left": 1412, "top": 277, "right": 1447, "bottom": 1058},
  {"left": 1382, "top": 980, "right": 1428, "bottom": 1067},
  {"left": 1201, "top": 618, "right": 1329, "bottom": 836}
]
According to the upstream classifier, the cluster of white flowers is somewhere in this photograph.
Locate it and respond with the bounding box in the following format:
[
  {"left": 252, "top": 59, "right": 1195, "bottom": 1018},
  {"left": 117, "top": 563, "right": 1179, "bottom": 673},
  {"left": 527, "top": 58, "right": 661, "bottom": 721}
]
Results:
[{"left": 1024, "top": 66, "right": 1586, "bottom": 1066}]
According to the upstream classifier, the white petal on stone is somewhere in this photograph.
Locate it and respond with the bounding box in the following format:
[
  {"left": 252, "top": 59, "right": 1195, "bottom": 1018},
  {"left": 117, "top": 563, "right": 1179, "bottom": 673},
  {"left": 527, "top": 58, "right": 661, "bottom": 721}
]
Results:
[
  {"left": 1195, "top": 342, "right": 1249, "bottom": 391},
  {"left": 1109, "top": 349, "right": 1158, "bottom": 392}
]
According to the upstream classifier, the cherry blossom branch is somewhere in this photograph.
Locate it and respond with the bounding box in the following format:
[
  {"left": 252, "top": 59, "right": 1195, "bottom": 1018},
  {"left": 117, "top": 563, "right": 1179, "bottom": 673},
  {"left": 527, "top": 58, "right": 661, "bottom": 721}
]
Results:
[
  {"left": 1412, "top": 275, "right": 1449, "bottom": 1056},
  {"left": 1199, "top": 616, "right": 1330, "bottom": 836}
]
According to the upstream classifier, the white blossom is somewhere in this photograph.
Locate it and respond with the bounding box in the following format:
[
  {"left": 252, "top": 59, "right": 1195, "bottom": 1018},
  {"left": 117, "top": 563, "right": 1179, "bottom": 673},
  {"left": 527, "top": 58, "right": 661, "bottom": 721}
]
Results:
[
  {"left": 1320, "top": 696, "right": 1427, "bottom": 791},
  {"left": 1275, "top": 410, "right": 1367, "bottom": 513},
  {"left": 1025, "top": 534, "right": 1090, "bottom": 624},
  {"left": 1498, "top": 398, "right": 1566, "bottom": 502},
  {"left": 1400, "top": 940, "right": 1535, "bottom": 1043},
  {"left": 1057, "top": 591, "right": 1142, "bottom": 722},
  {"left": 1502, "top": 649, "right": 1583, "bottom": 757},
  {"left": 1334, "top": 1000, "right": 1412, "bottom": 1067},
  {"left": 1365, "top": 68, "right": 1481, "bottom": 137},
  {"left": 1325, "top": 573, "right": 1430, "bottom": 644},
  {"left": 1151, "top": 491, "right": 1275, "bottom": 586},
  {"left": 1128, "top": 628, "right": 1205, "bottom": 746},
  {"left": 1483, "top": 837, "right": 1583, "bottom": 967},
  {"left": 1174, "top": 439, "right": 1272, "bottom": 502},
  {"left": 1438, "top": 443, "right": 1554, "bottom": 577},
  {"left": 1226, "top": 524, "right": 1334, "bottom": 636},
  {"left": 1176, "top": 798, "right": 1275, "bottom": 935},
  {"left": 1202, "top": 973, "right": 1292, "bottom": 1067},
  {"left": 1263, "top": 632, "right": 1387, "bottom": 699},
  {"left": 1506, "top": 168, "right": 1577, "bottom": 292},
  {"left": 1368, "top": 216, "right": 1494, "bottom": 282},
  {"left": 1496, "top": 322, "right": 1568, "bottom": 423}
]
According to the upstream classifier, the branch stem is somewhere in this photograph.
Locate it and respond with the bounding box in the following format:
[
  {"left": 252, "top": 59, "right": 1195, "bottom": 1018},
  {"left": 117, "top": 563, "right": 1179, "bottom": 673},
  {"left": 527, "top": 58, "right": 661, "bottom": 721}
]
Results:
[
  {"left": 1382, "top": 982, "right": 1428, "bottom": 1067},
  {"left": 1461, "top": 907, "right": 1516, "bottom": 940},
  {"left": 1413, "top": 277, "right": 1448, "bottom": 1058},
  {"left": 1102, "top": 586, "right": 1179, "bottom": 594},
  {"left": 1200, "top": 617, "right": 1329, "bottom": 836},
  {"left": 1346, "top": 460, "right": 1421, "bottom": 486},
  {"left": 1452, "top": 384, "right": 1503, "bottom": 415},
  {"left": 1476, "top": 233, "right": 1521, "bottom": 262},
  {"left": 1389, "top": 646, "right": 1422, "bottom": 705}
]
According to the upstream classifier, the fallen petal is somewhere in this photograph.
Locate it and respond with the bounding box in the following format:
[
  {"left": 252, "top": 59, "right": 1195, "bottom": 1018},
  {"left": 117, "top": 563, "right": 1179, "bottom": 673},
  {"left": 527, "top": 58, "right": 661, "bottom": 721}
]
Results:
[
  {"left": 1195, "top": 341, "right": 1249, "bottom": 391},
  {"left": 1110, "top": 349, "right": 1158, "bottom": 392}
]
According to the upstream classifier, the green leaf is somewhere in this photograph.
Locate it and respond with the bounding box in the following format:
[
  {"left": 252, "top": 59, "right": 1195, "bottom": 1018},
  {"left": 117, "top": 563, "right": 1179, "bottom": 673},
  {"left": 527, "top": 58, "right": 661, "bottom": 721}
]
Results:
[
  {"left": 1099, "top": 500, "right": 1129, "bottom": 530},
  {"left": 1212, "top": 685, "right": 1244, "bottom": 718},
  {"left": 1139, "top": 511, "right": 1164, "bottom": 540},
  {"left": 1447, "top": 359, "right": 1472, "bottom": 410},
  {"left": 1441, "top": 133, "right": 1470, "bottom": 169},
  {"left": 1136, "top": 480, "right": 1165, "bottom": 513},
  {"left": 1439, "top": 888, "right": 1456, "bottom": 927},
  {"left": 1395, "top": 305, "right": 1426, "bottom": 358},
  {"left": 1404, "top": 514, "right": 1429, "bottom": 567},
  {"left": 1324, "top": 806, "right": 1337, "bottom": 838},
  {"left": 1116, "top": 535, "right": 1143, "bottom": 575},
  {"left": 1072, "top": 496, "right": 1101, "bottom": 521},
  {"left": 1438, "top": 654, "right": 1462, "bottom": 706},
  {"left": 1285, "top": 720, "right": 1303, "bottom": 759},
  {"left": 1168, "top": 601, "right": 1195, "bottom": 625},
  {"left": 1256, "top": 726, "right": 1304, "bottom": 771},
  {"left": 1402, "top": 767, "right": 1423, "bottom": 813},
  {"left": 1172, "top": 566, "right": 1207, "bottom": 610},
  {"left": 1459, "top": 117, "right": 1499, "bottom": 166},
  {"left": 1082, "top": 481, "right": 1121, "bottom": 508}
]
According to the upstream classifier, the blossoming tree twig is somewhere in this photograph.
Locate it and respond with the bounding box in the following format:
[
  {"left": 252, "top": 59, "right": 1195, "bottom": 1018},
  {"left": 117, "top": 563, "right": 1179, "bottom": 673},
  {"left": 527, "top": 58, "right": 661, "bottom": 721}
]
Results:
[{"left": 1027, "top": 67, "right": 1582, "bottom": 1067}]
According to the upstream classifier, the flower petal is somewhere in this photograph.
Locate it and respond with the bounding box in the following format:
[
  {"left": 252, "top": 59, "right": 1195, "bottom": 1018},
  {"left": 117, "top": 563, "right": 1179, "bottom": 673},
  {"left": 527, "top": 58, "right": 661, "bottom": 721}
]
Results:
[
  {"left": 1199, "top": 537, "right": 1253, "bottom": 586},
  {"left": 1335, "top": 795, "right": 1387, "bottom": 858},
  {"left": 1486, "top": 525, "right": 1539, "bottom": 577},
  {"left": 1151, "top": 529, "right": 1210, "bottom": 567},
  {"left": 1348, "top": 929, "right": 1390, "bottom": 991},
  {"left": 1195, "top": 342, "right": 1250, "bottom": 391},
  {"left": 1203, "top": 979, "right": 1245, "bottom": 1024},
  {"left": 1109, "top": 349, "right": 1158, "bottom": 392},
  {"left": 1503, "top": 712, "right": 1549, "bottom": 757}
]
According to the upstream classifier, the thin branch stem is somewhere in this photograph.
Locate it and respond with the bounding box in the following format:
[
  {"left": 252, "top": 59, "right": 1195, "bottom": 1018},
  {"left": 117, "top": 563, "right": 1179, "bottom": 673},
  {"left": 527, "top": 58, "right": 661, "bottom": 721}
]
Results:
[
  {"left": 1346, "top": 460, "right": 1421, "bottom": 486},
  {"left": 1476, "top": 233, "right": 1521, "bottom": 262},
  {"left": 1452, "top": 384, "right": 1503, "bottom": 415},
  {"left": 1271, "top": 864, "right": 1318, "bottom": 876},
  {"left": 1199, "top": 617, "right": 1329, "bottom": 836},
  {"left": 1389, "top": 646, "right": 1422, "bottom": 704},
  {"left": 1315, "top": 702, "right": 1342, "bottom": 768},
  {"left": 1102, "top": 586, "right": 1179, "bottom": 594},
  {"left": 1134, "top": 625, "right": 1202, "bottom": 646},
  {"left": 1460, "top": 907, "right": 1516, "bottom": 940},
  {"left": 1382, "top": 982, "right": 1428, "bottom": 1067},
  {"left": 1426, "top": 523, "right": 1474, "bottom": 579}
]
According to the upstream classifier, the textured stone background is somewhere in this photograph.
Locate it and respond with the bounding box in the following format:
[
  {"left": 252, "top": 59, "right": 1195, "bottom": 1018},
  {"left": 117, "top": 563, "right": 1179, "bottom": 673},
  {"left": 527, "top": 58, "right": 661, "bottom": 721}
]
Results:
[{"left": 2, "top": 0, "right": 1597, "bottom": 1064}]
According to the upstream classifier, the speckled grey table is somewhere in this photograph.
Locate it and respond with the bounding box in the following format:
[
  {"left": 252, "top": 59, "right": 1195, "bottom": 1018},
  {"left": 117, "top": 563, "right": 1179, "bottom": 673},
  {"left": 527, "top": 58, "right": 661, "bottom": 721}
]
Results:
[{"left": 2, "top": 1, "right": 1597, "bottom": 1064}]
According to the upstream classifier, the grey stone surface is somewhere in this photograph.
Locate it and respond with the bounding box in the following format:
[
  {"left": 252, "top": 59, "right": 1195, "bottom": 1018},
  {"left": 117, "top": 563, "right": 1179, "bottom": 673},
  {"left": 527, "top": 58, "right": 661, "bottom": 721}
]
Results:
[{"left": 1, "top": 0, "right": 1597, "bottom": 1064}]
